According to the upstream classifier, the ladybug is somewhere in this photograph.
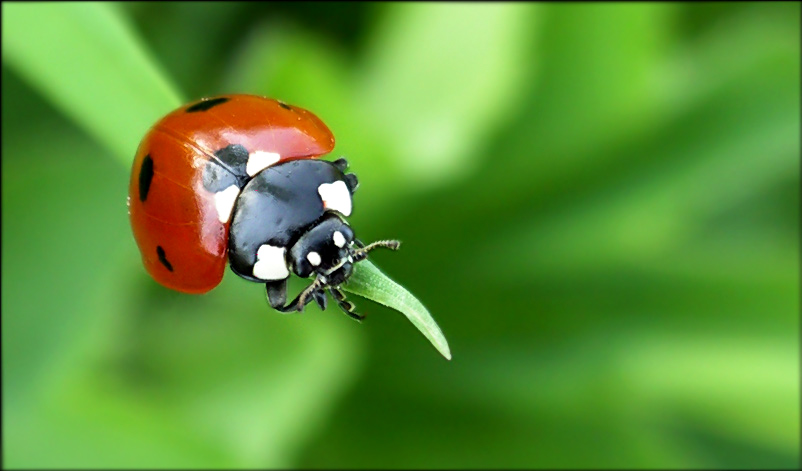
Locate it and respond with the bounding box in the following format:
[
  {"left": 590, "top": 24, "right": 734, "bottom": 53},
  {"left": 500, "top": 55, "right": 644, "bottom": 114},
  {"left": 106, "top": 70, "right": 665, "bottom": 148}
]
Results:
[{"left": 128, "top": 94, "right": 399, "bottom": 320}]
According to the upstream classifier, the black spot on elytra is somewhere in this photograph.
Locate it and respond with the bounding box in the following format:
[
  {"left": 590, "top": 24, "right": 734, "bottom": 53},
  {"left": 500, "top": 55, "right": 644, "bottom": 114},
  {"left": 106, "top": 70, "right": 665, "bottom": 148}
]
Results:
[
  {"left": 277, "top": 101, "right": 292, "bottom": 110},
  {"left": 202, "top": 144, "right": 251, "bottom": 192},
  {"left": 156, "top": 246, "right": 173, "bottom": 272},
  {"left": 186, "top": 97, "right": 229, "bottom": 113},
  {"left": 139, "top": 154, "right": 154, "bottom": 202},
  {"left": 215, "top": 144, "right": 250, "bottom": 175}
]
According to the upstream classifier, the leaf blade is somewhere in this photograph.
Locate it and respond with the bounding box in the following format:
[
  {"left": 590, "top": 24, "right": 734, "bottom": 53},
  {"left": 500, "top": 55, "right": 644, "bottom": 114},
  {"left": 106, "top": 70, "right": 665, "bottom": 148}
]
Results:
[
  {"left": 1, "top": 3, "right": 182, "bottom": 164},
  {"left": 342, "top": 261, "right": 451, "bottom": 360}
]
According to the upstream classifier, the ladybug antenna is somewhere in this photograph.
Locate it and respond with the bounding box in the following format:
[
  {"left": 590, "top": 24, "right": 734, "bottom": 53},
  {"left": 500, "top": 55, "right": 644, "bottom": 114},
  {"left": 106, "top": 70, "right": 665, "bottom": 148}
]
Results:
[{"left": 351, "top": 239, "right": 401, "bottom": 263}]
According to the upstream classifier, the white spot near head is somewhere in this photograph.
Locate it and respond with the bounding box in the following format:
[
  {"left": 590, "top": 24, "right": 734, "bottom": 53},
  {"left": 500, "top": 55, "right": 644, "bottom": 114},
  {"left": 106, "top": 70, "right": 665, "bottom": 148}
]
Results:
[
  {"left": 253, "top": 244, "right": 289, "bottom": 280},
  {"left": 333, "top": 231, "right": 346, "bottom": 248},
  {"left": 317, "top": 180, "right": 352, "bottom": 217},
  {"left": 214, "top": 184, "right": 240, "bottom": 223},
  {"left": 246, "top": 151, "right": 281, "bottom": 176},
  {"left": 307, "top": 251, "right": 321, "bottom": 266}
]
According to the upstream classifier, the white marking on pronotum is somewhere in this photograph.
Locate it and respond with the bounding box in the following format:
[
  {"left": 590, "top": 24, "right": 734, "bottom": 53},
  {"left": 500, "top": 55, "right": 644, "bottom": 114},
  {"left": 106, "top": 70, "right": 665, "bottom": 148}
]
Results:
[
  {"left": 332, "top": 231, "right": 346, "bottom": 248},
  {"left": 214, "top": 185, "right": 240, "bottom": 223},
  {"left": 253, "top": 244, "right": 289, "bottom": 280},
  {"left": 317, "top": 180, "right": 352, "bottom": 216},
  {"left": 246, "top": 151, "right": 281, "bottom": 177},
  {"left": 307, "top": 251, "right": 321, "bottom": 266}
]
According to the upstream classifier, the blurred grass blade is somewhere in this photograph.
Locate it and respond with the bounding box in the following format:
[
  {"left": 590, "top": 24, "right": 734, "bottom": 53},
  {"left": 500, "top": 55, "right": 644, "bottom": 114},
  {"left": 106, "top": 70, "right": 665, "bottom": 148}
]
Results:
[
  {"left": 1, "top": 3, "right": 182, "bottom": 164},
  {"left": 344, "top": 261, "right": 451, "bottom": 360},
  {"left": 359, "top": 3, "right": 534, "bottom": 187},
  {"left": 527, "top": 4, "right": 675, "bottom": 151}
]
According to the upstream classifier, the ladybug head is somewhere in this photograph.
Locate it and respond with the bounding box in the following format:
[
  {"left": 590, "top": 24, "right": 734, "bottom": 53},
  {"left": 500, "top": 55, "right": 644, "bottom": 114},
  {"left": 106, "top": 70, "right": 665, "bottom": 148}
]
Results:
[
  {"left": 282, "top": 213, "right": 400, "bottom": 317},
  {"left": 288, "top": 213, "right": 400, "bottom": 287},
  {"left": 289, "top": 214, "right": 356, "bottom": 285}
]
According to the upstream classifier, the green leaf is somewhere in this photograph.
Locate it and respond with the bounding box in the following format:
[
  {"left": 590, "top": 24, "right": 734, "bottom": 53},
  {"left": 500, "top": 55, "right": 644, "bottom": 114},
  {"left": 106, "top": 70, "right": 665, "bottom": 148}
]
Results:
[
  {"left": 1, "top": 3, "right": 182, "bottom": 164},
  {"left": 343, "top": 261, "right": 451, "bottom": 360}
]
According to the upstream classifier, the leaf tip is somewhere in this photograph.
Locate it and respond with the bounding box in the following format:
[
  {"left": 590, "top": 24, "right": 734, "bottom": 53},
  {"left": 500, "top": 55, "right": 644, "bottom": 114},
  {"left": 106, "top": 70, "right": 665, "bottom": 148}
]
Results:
[{"left": 434, "top": 335, "right": 452, "bottom": 360}]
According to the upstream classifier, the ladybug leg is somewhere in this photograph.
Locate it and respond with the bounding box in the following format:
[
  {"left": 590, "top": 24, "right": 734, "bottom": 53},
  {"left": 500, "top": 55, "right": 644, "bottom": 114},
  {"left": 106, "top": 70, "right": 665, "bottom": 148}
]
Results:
[
  {"left": 277, "top": 276, "right": 326, "bottom": 313},
  {"left": 313, "top": 289, "right": 328, "bottom": 311},
  {"left": 332, "top": 158, "right": 349, "bottom": 171},
  {"left": 275, "top": 289, "right": 315, "bottom": 313},
  {"left": 344, "top": 173, "right": 359, "bottom": 193},
  {"left": 332, "top": 157, "right": 359, "bottom": 192},
  {"left": 265, "top": 279, "right": 288, "bottom": 309},
  {"left": 330, "top": 287, "right": 364, "bottom": 322}
]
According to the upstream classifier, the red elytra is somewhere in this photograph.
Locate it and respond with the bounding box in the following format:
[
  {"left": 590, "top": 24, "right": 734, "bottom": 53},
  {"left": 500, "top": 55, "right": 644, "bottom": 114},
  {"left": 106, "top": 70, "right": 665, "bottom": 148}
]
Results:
[{"left": 128, "top": 95, "right": 335, "bottom": 294}]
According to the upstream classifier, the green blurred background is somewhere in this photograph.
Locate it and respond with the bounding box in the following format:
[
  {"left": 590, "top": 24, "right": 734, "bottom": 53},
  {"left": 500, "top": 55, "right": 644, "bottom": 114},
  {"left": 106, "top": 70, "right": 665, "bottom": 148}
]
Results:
[{"left": 2, "top": 2, "right": 799, "bottom": 468}]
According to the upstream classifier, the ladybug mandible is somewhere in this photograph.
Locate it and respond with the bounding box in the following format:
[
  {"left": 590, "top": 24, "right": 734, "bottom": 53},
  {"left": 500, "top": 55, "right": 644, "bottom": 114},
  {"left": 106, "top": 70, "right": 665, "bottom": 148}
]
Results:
[{"left": 128, "top": 94, "right": 399, "bottom": 320}]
